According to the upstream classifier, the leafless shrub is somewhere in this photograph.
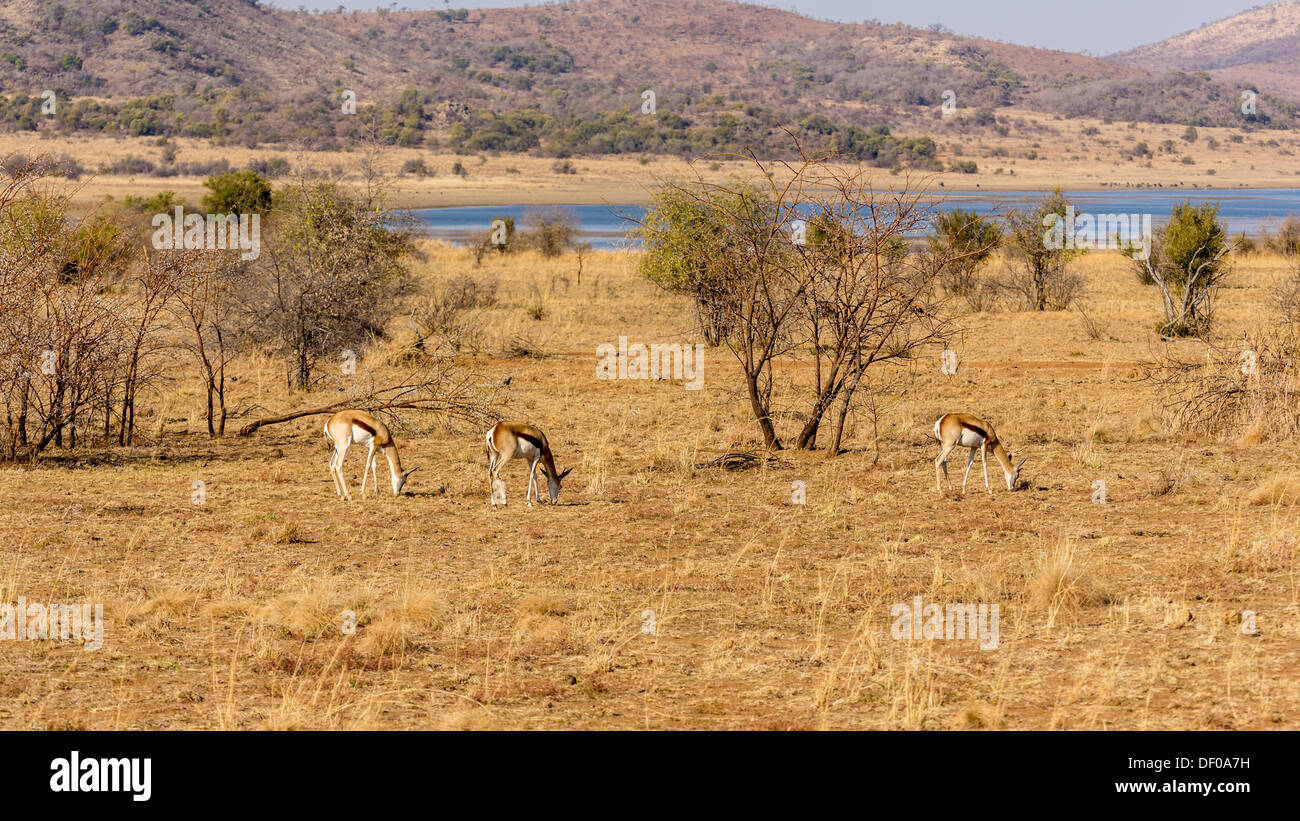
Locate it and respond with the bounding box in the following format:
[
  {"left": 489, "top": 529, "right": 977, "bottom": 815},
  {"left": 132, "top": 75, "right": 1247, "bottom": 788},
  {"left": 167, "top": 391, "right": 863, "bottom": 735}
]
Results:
[
  {"left": 502, "top": 333, "right": 549, "bottom": 359},
  {"left": 169, "top": 252, "right": 249, "bottom": 436},
  {"left": 410, "top": 273, "right": 498, "bottom": 353},
  {"left": 1075, "top": 300, "right": 1111, "bottom": 341},
  {"left": 0, "top": 154, "right": 180, "bottom": 458},
  {"left": 1144, "top": 326, "right": 1300, "bottom": 440}
]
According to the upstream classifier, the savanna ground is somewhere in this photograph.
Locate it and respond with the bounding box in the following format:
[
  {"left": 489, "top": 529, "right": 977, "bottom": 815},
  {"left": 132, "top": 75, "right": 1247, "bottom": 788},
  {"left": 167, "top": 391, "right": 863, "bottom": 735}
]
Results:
[{"left": 1, "top": 241, "right": 1298, "bottom": 730}]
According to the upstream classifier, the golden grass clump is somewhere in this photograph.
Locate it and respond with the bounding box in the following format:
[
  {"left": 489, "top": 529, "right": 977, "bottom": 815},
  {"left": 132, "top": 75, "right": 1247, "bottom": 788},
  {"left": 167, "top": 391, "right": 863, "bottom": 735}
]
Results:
[
  {"left": 262, "top": 584, "right": 376, "bottom": 640},
  {"left": 954, "top": 702, "right": 1005, "bottom": 730},
  {"left": 514, "top": 593, "right": 574, "bottom": 644},
  {"left": 273, "top": 521, "right": 304, "bottom": 544},
  {"left": 1247, "top": 474, "right": 1300, "bottom": 506},
  {"left": 356, "top": 592, "right": 449, "bottom": 657},
  {"left": 1024, "top": 541, "right": 1118, "bottom": 618},
  {"left": 124, "top": 590, "right": 200, "bottom": 638}
]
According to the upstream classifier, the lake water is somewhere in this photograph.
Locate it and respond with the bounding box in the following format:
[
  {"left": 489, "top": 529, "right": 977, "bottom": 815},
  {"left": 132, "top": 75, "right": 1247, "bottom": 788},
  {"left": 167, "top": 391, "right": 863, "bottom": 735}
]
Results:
[{"left": 412, "top": 189, "right": 1300, "bottom": 250}]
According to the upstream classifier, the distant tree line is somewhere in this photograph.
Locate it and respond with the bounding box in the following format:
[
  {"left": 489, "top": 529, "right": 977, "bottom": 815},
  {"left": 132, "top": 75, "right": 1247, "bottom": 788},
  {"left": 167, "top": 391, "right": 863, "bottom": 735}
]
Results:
[{"left": 0, "top": 87, "right": 940, "bottom": 167}]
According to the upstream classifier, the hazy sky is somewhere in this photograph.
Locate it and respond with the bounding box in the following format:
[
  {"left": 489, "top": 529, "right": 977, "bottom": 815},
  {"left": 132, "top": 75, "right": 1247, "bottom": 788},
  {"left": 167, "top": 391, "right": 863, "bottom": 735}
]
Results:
[{"left": 261, "top": 0, "right": 1267, "bottom": 54}]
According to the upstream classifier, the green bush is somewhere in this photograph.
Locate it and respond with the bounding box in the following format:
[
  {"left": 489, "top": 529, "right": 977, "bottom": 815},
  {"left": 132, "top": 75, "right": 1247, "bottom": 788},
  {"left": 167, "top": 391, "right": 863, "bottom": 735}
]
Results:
[
  {"left": 1136, "top": 201, "right": 1229, "bottom": 337},
  {"left": 929, "top": 208, "right": 1001, "bottom": 309},
  {"left": 201, "top": 169, "right": 272, "bottom": 215}
]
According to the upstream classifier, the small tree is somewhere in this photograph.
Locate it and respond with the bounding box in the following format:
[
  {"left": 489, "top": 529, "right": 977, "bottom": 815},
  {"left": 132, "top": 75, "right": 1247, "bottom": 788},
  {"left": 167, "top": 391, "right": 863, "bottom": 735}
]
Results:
[
  {"left": 639, "top": 157, "right": 816, "bottom": 449},
  {"left": 1134, "top": 201, "right": 1230, "bottom": 337},
  {"left": 639, "top": 183, "right": 753, "bottom": 346},
  {"left": 1002, "top": 189, "right": 1084, "bottom": 311},
  {"left": 202, "top": 169, "right": 273, "bottom": 214},
  {"left": 927, "top": 208, "right": 1001, "bottom": 311},
  {"left": 246, "top": 179, "right": 415, "bottom": 390},
  {"left": 1266, "top": 216, "right": 1300, "bottom": 259},
  {"left": 794, "top": 169, "right": 957, "bottom": 453},
  {"left": 171, "top": 252, "right": 248, "bottom": 435},
  {"left": 524, "top": 208, "right": 577, "bottom": 258}
]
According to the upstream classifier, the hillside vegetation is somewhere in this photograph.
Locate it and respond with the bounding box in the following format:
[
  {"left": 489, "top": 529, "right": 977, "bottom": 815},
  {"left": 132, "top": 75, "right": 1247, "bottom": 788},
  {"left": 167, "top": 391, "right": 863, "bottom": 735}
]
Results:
[
  {"left": 0, "top": 0, "right": 1293, "bottom": 160},
  {"left": 1112, "top": 1, "right": 1300, "bottom": 100}
]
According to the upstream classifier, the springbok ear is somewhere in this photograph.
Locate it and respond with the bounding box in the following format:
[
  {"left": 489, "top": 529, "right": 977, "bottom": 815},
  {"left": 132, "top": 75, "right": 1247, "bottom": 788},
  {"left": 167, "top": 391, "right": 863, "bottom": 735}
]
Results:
[
  {"left": 1015, "top": 457, "right": 1027, "bottom": 471},
  {"left": 403, "top": 467, "right": 420, "bottom": 477},
  {"left": 558, "top": 467, "right": 573, "bottom": 481}
]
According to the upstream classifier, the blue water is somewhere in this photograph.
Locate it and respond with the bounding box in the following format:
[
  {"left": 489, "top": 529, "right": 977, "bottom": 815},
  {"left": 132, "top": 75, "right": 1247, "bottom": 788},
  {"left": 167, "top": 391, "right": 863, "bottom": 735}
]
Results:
[{"left": 413, "top": 189, "right": 1300, "bottom": 250}]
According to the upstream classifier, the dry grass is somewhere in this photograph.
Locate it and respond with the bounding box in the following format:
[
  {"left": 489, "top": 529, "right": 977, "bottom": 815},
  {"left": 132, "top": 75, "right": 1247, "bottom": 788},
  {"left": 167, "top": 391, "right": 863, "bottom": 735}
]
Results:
[
  {"left": 1248, "top": 474, "right": 1300, "bottom": 506},
  {"left": 0, "top": 244, "right": 1297, "bottom": 729}
]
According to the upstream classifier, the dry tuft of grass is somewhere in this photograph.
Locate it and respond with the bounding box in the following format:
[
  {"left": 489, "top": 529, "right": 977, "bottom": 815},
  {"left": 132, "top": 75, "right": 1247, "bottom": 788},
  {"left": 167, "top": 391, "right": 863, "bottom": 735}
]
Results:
[
  {"left": 124, "top": 590, "right": 200, "bottom": 637},
  {"left": 1024, "top": 541, "right": 1118, "bottom": 619},
  {"left": 1238, "top": 419, "right": 1269, "bottom": 446},
  {"left": 439, "top": 708, "right": 495, "bottom": 731},
  {"left": 273, "top": 521, "right": 304, "bottom": 544},
  {"left": 954, "top": 702, "right": 1005, "bottom": 729},
  {"left": 1072, "top": 441, "right": 1105, "bottom": 469},
  {"left": 1147, "top": 467, "right": 1179, "bottom": 498},
  {"left": 519, "top": 593, "right": 571, "bottom": 617},
  {"left": 356, "top": 592, "right": 449, "bottom": 657},
  {"left": 262, "top": 584, "right": 375, "bottom": 640},
  {"left": 514, "top": 593, "right": 575, "bottom": 645},
  {"left": 1247, "top": 474, "right": 1300, "bottom": 506}
]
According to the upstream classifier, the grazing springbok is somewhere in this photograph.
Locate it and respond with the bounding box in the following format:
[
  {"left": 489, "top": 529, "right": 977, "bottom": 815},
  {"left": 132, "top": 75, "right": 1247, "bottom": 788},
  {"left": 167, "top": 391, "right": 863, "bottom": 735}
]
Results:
[
  {"left": 485, "top": 421, "right": 572, "bottom": 505},
  {"left": 933, "top": 413, "right": 1025, "bottom": 495},
  {"left": 325, "top": 409, "right": 418, "bottom": 500}
]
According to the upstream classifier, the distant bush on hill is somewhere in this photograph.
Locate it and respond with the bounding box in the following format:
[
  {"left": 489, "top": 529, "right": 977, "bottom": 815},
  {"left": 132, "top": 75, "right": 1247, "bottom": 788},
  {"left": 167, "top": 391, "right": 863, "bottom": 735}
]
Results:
[{"left": 1030, "top": 72, "right": 1297, "bottom": 126}]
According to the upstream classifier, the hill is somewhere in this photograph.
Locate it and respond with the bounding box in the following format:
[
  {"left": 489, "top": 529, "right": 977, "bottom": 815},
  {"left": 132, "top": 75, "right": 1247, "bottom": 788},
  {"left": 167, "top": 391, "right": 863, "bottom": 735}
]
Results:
[
  {"left": 0, "top": 0, "right": 1292, "bottom": 159},
  {"left": 1111, "top": 1, "right": 1300, "bottom": 100}
]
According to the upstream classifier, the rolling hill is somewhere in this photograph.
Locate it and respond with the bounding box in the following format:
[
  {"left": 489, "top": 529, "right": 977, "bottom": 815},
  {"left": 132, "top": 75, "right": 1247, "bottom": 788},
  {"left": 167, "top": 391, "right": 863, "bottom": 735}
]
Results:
[
  {"left": 1111, "top": 1, "right": 1300, "bottom": 99},
  {"left": 0, "top": 0, "right": 1292, "bottom": 158}
]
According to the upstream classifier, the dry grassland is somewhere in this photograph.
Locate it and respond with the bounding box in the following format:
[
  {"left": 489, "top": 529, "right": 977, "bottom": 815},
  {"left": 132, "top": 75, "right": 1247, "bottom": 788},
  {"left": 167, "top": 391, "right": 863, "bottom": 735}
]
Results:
[{"left": 1, "top": 242, "right": 1297, "bottom": 730}]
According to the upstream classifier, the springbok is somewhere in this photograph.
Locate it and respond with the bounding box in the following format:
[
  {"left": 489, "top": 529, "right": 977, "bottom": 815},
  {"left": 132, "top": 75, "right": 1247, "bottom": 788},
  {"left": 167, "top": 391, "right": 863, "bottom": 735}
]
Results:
[
  {"left": 933, "top": 413, "right": 1025, "bottom": 494},
  {"left": 325, "top": 409, "right": 418, "bottom": 500},
  {"left": 485, "top": 421, "right": 572, "bottom": 505}
]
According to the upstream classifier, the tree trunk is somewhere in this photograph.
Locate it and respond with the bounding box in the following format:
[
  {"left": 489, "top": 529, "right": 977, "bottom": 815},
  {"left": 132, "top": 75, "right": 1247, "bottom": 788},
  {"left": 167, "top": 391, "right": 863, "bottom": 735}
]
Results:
[
  {"left": 828, "top": 390, "right": 851, "bottom": 456},
  {"left": 828, "top": 365, "right": 866, "bottom": 457},
  {"left": 217, "top": 365, "right": 227, "bottom": 437},
  {"left": 205, "top": 373, "right": 216, "bottom": 437},
  {"left": 745, "top": 371, "right": 781, "bottom": 450}
]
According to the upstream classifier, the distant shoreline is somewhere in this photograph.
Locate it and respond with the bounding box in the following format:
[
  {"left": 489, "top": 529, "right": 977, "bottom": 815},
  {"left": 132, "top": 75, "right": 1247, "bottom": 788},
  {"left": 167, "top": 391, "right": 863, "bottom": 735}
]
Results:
[{"left": 385, "top": 180, "right": 1298, "bottom": 210}]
